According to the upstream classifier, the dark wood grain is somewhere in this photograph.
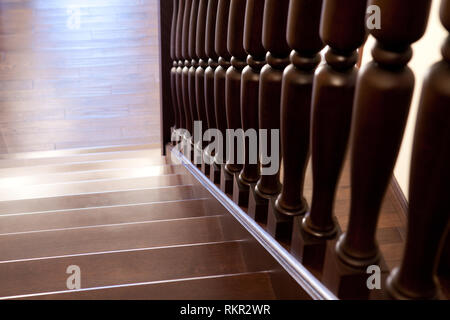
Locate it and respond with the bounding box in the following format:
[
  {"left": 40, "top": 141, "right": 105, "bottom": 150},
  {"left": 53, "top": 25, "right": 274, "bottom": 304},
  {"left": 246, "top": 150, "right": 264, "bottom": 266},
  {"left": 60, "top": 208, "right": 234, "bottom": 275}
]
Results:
[
  {"left": 0, "top": 0, "right": 162, "bottom": 154},
  {"left": 386, "top": 0, "right": 450, "bottom": 300}
]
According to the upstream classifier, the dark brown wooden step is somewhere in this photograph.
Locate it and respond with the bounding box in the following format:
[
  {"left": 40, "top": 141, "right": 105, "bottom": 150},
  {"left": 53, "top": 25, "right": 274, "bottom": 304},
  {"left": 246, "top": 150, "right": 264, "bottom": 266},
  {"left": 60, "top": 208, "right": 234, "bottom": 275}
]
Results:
[
  {"left": 0, "top": 144, "right": 158, "bottom": 161},
  {"left": 0, "top": 241, "right": 248, "bottom": 298},
  {"left": 0, "top": 215, "right": 244, "bottom": 261},
  {"left": 13, "top": 272, "right": 277, "bottom": 300},
  {"left": 0, "top": 157, "right": 167, "bottom": 178},
  {"left": 0, "top": 149, "right": 162, "bottom": 168},
  {"left": 0, "top": 184, "right": 198, "bottom": 215},
  {"left": 0, "top": 174, "right": 186, "bottom": 201},
  {"left": 0, "top": 198, "right": 224, "bottom": 234},
  {"left": 0, "top": 164, "right": 178, "bottom": 186}
]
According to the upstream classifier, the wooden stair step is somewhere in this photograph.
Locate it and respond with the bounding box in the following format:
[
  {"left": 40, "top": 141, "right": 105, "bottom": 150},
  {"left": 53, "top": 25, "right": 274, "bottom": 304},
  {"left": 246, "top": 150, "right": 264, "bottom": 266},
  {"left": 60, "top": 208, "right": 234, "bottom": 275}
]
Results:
[
  {"left": 0, "top": 164, "right": 179, "bottom": 186},
  {"left": 0, "top": 157, "right": 167, "bottom": 178},
  {"left": 11, "top": 272, "right": 277, "bottom": 300},
  {"left": 0, "top": 174, "right": 186, "bottom": 201},
  {"left": 0, "top": 241, "right": 248, "bottom": 298},
  {"left": 0, "top": 185, "right": 199, "bottom": 215},
  {"left": 0, "top": 198, "right": 224, "bottom": 234},
  {"left": 0, "top": 215, "right": 244, "bottom": 261},
  {"left": 0, "top": 149, "right": 163, "bottom": 169},
  {"left": 0, "top": 144, "right": 159, "bottom": 161}
]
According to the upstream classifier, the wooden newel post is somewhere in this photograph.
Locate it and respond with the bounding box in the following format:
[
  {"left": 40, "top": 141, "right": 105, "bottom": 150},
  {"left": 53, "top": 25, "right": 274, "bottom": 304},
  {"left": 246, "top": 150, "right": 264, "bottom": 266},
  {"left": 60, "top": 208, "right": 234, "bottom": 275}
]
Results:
[
  {"left": 232, "top": 0, "right": 266, "bottom": 207},
  {"left": 204, "top": 0, "right": 220, "bottom": 179},
  {"left": 290, "top": 0, "right": 366, "bottom": 271},
  {"left": 248, "top": 0, "right": 290, "bottom": 223},
  {"left": 266, "top": 0, "right": 324, "bottom": 243},
  {"left": 386, "top": 0, "right": 450, "bottom": 300},
  {"left": 322, "top": 0, "right": 432, "bottom": 299},
  {"left": 222, "top": 0, "right": 248, "bottom": 194}
]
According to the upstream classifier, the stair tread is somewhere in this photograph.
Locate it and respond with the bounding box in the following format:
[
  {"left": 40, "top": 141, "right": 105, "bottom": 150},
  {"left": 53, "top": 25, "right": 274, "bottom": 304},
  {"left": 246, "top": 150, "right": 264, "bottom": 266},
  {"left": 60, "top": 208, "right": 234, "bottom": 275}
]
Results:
[
  {"left": 10, "top": 272, "right": 276, "bottom": 300},
  {"left": 0, "top": 157, "right": 167, "bottom": 178},
  {"left": 0, "top": 241, "right": 249, "bottom": 298},
  {"left": 0, "top": 149, "right": 163, "bottom": 169},
  {"left": 0, "top": 215, "right": 243, "bottom": 261},
  {"left": 0, "top": 198, "right": 224, "bottom": 234},
  {"left": 0, "top": 164, "right": 178, "bottom": 186},
  {"left": 0, "top": 184, "right": 199, "bottom": 215},
  {"left": 0, "top": 144, "right": 159, "bottom": 161},
  {"left": 0, "top": 174, "right": 186, "bottom": 201}
]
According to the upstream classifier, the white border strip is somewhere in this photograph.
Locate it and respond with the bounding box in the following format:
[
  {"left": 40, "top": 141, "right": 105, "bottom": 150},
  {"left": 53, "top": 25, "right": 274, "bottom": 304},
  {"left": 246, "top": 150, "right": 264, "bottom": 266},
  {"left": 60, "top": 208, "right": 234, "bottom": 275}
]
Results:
[{"left": 171, "top": 148, "right": 338, "bottom": 300}]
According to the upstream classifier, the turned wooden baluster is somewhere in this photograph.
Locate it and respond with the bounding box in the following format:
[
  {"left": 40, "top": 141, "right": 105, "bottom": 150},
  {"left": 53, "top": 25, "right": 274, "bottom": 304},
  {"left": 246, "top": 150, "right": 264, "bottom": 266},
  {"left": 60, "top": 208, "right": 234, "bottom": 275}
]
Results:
[
  {"left": 386, "top": 0, "right": 450, "bottom": 300},
  {"left": 194, "top": 0, "right": 209, "bottom": 163},
  {"left": 267, "top": 0, "right": 324, "bottom": 242},
  {"left": 248, "top": 0, "right": 290, "bottom": 222},
  {"left": 182, "top": 0, "right": 194, "bottom": 135},
  {"left": 322, "top": 0, "right": 432, "bottom": 299},
  {"left": 175, "top": 0, "right": 186, "bottom": 130},
  {"left": 232, "top": 0, "right": 266, "bottom": 206},
  {"left": 170, "top": 0, "right": 180, "bottom": 130},
  {"left": 204, "top": 0, "right": 220, "bottom": 180},
  {"left": 291, "top": 0, "right": 366, "bottom": 267},
  {"left": 215, "top": 0, "right": 233, "bottom": 193},
  {"left": 224, "top": 0, "right": 247, "bottom": 177},
  {"left": 188, "top": 0, "right": 200, "bottom": 141}
]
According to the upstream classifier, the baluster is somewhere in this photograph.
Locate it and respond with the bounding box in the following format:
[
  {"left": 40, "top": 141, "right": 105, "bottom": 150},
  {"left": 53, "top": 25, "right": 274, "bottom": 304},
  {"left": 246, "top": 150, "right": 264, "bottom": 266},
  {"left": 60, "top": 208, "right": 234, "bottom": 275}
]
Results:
[
  {"left": 194, "top": 0, "right": 209, "bottom": 166},
  {"left": 290, "top": 0, "right": 366, "bottom": 270},
  {"left": 232, "top": 0, "right": 266, "bottom": 207},
  {"left": 188, "top": 0, "right": 201, "bottom": 164},
  {"left": 205, "top": 0, "right": 221, "bottom": 183},
  {"left": 170, "top": 0, "right": 180, "bottom": 133},
  {"left": 248, "top": 0, "right": 290, "bottom": 223},
  {"left": 215, "top": 0, "right": 233, "bottom": 193},
  {"left": 322, "top": 0, "right": 433, "bottom": 299},
  {"left": 175, "top": 0, "right": 186, "bottom": 132},
  {"left": 182, "top": 0, "right": 194, "bottom": 146},
  {"left": 266, "top": 0, "right": 324, "bottom": 243},
  {"left": 222, "top": 0, "right": 247, "bottom": 196},
  {"left": 386, "top": 0, "right": 450, "bottom": 300}
]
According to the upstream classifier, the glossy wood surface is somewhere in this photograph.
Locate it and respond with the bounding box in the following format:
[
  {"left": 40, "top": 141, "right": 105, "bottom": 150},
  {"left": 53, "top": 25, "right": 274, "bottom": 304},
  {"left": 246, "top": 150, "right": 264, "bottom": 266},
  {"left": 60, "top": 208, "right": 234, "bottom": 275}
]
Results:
[
  {"left": 386, "top": 0, "right": 450, "bottom": 300},
  {"left": 0, "top": 0, "right": 162, "bottom": 153}
]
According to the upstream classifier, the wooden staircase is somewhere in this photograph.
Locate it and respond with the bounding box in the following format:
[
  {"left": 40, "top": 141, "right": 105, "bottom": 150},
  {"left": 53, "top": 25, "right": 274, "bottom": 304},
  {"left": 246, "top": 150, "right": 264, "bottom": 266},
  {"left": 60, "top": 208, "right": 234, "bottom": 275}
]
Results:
[{"left": 0, "top": 144, "right": 309, "bottom": 300}]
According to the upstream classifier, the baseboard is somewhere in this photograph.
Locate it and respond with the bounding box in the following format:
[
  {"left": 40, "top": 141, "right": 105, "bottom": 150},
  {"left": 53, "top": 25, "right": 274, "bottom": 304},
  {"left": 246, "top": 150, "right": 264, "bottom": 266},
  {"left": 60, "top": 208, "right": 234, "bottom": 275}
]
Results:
[{"left": 389, "top": 176, "right": 409, "bottom": 222}]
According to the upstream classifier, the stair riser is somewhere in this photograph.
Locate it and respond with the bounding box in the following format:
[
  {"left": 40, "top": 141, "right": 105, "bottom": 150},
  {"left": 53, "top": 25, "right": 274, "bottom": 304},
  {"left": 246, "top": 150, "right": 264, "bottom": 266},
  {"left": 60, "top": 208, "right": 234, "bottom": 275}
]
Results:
[
  {"left": 0, "top": 175, "right": 185, "bottom": 201},
  {"left": 0, "top": 149, "right": 162, "bottom": 169},
  {"left": 0, "top": 215, "right": 248, "bottom": 261},
  {"left": 0, "top": 185, "right": 197, "bottom": 215},
  {"left": 13, "top": 272, "right": 277, "bottom": 300},
  {"left": 0, "top": 158, "right": 167, "bottom": 178},
  {"left": 0, "top": 242, "right": 247, "bottom": 298},
  {"left": 0, "top": 199, "right": 224, "bottom": 234}
]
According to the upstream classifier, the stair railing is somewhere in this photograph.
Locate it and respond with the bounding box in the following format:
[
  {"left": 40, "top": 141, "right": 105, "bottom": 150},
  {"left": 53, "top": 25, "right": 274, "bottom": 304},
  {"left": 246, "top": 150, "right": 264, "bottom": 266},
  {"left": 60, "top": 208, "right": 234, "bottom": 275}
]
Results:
[{"left": 159, "top": 0, "right": 449, "bottom": 300}]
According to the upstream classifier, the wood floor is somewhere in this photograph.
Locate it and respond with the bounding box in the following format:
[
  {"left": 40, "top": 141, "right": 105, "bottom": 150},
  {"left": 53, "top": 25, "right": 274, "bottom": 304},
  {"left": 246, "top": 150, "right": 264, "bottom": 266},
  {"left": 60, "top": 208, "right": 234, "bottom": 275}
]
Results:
[{"left": 0, "top": 0, "right": 161, "bottom": 153}]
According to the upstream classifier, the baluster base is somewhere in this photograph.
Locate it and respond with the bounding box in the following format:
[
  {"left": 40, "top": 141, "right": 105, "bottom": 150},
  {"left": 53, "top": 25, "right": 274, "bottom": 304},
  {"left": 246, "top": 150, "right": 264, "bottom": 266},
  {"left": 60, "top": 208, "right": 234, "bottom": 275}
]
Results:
[
  {"left": 232, "top": 173, "right": 250, "bottom": 207},
  {"left": 267, "top": 197, "right": 308, "bottom": 244},
  {"left": 201, "top": 161, "right": 211, "bottom": 177},
  {"left": 321, "top": 240, "right": 389, "bottom": 300},
  {"left": 291, "top": 216, "right": 340, "bottom": 274},
  {"left": 247, "top": 186, "right": 270, "bottom": 223},
  {"left": 220, "top": 166, "right": 234, "bottom": 195},
  {"left": 209, "top": 162, "right": 221, "bottom": 184}
]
